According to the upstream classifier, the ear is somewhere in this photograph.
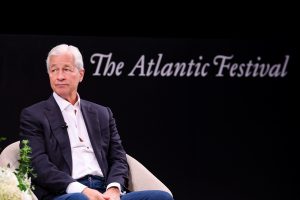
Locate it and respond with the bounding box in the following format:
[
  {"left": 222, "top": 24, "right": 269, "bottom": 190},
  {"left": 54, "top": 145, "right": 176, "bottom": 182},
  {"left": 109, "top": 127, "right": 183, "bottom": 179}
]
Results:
[{"left": 79, "top": 69, "right": 85, "bottom": 82}]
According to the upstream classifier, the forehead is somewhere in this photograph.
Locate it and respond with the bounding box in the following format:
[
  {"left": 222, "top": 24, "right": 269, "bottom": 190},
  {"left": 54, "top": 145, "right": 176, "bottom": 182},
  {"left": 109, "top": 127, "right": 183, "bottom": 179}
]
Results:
[{"left": 49, "top": 53, "right": 74, "bottom": 66}]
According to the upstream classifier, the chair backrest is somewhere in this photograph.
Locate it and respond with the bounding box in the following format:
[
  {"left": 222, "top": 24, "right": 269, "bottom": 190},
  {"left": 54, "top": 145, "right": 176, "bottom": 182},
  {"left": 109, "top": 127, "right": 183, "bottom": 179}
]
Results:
[
  {"left": 0, "top": 140, "right": 20, "bottom": 170},
  {"left": 0, "top": 141, "right": 173, "bottom": 197},
  {"left": 126, "top": 154, "right": 173, "bottom": 196}
]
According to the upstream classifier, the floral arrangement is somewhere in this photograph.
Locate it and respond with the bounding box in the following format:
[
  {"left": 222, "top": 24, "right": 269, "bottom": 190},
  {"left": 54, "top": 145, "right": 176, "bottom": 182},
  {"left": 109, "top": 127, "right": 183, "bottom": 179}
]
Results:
[{"left": 0, "top": 139, "right": 35, "bottom": 200}]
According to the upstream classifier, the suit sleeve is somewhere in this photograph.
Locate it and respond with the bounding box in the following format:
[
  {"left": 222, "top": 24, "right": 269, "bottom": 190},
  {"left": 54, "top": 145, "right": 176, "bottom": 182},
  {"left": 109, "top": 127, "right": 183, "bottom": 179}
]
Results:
[
  {"left": 19, "top": 107, "right": 75, "bottom": 195},
  {"left": 105, "top": 107, "right": 129, "bottom": 189}
]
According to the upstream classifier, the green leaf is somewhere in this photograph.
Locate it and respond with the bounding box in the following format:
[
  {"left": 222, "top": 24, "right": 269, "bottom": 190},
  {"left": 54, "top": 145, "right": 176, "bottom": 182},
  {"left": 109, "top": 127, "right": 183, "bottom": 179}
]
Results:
[
  {"left": 0, "top": 136, "right": 6, "bottom": 142},
  {"left": 15, "top": 139, "right": 36, "bottom": 191}
]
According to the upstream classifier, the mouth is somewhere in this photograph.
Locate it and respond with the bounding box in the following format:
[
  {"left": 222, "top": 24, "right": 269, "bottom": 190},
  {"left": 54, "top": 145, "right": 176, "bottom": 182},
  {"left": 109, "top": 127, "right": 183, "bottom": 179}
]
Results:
[{"left": 55, "top": 84, "right": 68, "bottom": 87}]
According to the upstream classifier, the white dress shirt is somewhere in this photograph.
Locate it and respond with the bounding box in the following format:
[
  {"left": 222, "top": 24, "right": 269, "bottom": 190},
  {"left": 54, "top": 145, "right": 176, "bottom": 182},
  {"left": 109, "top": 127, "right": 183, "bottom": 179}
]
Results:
[{"left": 53, "top": 92, "right": 121, "bottom": 193}]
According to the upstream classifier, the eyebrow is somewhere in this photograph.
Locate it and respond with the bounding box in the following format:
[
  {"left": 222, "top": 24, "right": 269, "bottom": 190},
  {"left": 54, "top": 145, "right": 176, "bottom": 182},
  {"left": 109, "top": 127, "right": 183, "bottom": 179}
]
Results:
[{"left": 50, "top": 64, "right": 73, "bottom": 68}]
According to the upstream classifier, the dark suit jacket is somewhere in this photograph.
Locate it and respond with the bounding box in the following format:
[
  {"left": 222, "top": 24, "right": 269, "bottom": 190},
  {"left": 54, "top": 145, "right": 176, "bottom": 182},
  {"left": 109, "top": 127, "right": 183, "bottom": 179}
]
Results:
[{"left": 19, "top": 95, "right": 129, "bottom": 200}]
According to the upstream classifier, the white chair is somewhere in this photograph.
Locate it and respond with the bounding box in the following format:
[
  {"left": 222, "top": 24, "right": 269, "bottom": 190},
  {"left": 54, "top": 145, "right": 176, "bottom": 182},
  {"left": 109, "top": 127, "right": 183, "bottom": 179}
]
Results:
[{"left": 0, "top": 141, "right": 173, "bottom": 199}]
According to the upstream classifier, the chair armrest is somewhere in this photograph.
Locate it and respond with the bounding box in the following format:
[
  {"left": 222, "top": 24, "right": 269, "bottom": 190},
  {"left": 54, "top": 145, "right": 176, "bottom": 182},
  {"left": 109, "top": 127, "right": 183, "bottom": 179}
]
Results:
[{"left": 126, "top": 154, "right": 173, "bottom": 197}]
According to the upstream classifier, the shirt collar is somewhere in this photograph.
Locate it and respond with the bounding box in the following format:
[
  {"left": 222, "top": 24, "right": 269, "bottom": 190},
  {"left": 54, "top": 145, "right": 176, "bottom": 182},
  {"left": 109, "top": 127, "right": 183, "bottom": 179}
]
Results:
[{"left": 53, "top": 92, "right": 81, "bottom": 111}]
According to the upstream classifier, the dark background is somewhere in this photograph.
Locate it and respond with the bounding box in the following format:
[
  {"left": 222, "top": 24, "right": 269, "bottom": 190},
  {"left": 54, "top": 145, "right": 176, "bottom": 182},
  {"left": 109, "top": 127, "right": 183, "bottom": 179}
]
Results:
[{"left": 0, "top": 4, "right": 298, "bottom": 200}]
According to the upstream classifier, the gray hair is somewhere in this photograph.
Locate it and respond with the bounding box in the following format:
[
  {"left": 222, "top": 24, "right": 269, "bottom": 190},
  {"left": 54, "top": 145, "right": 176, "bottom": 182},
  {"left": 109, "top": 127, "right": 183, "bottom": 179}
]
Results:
[{"left": 46, "top": 44, "right": 84, "bottom": 72}]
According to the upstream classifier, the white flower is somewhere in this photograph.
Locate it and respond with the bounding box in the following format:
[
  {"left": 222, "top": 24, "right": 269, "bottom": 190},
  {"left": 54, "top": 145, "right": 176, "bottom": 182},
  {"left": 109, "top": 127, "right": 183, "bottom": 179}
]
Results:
[
  {"left": 0, "top": 167, "right": 22, "bottom": 200},
  {"left": 0, "top": 167, "right": 32, "bottom": 200},
  {"left": 21, "top": 191, "right": 33, "bottom": 200}
]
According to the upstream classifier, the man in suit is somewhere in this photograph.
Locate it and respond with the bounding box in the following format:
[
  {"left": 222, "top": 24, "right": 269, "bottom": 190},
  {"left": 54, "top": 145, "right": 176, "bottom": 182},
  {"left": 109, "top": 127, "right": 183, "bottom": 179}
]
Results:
[{"left": 20, "top": 44, "right": 173, "bottom": 200}]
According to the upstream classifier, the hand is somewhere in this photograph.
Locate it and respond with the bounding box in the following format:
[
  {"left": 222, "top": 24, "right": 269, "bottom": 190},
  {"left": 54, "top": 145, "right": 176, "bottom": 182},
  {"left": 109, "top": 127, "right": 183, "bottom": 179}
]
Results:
[
  {"left": 103, "top": 187, "right": 121, "bottom": 200},
  {"left": 82, "top": 187, "right": 110, "bottom": 200}
]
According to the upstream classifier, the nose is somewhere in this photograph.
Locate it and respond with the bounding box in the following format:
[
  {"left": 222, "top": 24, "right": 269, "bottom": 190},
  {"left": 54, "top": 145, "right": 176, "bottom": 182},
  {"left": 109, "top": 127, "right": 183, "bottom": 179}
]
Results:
[{"left": 56, "top": 70, "right": 65, "bottom": 80}]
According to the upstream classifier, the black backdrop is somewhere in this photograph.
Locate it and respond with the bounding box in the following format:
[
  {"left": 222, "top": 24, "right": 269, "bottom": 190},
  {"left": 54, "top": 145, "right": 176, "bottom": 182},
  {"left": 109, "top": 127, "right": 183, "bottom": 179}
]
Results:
[{"left": 0, "top": 34, "right": 296, "bottom": 200}]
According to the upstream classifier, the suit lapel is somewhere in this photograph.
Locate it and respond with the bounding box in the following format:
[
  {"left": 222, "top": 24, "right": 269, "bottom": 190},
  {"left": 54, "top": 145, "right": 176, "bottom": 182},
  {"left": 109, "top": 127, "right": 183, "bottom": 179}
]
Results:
[
  {"left": 44, "top": 96, "right": 72, "bottom": 172},
  {"left": 80, "top": 100, "right": 104, "bottom": 170}
]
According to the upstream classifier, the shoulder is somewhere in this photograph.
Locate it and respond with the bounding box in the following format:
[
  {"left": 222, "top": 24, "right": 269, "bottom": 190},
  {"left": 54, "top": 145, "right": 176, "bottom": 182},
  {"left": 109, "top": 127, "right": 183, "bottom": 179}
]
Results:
[
  {"left": 19, "top": 100, "right": 50, "bottom": 122},
  {"left": 21, "top": 100, "right": 49, "bottom": 115},
  {"left": 81, "top": 99, "right": 107, "bottom": 110},
  {"left": 81, "top": 99, "right": 113, "bottom": 116},
  {"left": 23, "top": 100, "right": 48, "bottom": 111},
  {"left": 21, "top": 96, "right": 56, "bottom": 116}
]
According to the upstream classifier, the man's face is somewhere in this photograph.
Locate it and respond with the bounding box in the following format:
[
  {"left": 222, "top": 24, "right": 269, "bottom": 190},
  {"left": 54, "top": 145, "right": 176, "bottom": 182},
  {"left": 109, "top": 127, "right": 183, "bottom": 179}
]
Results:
[{"left": 48, "top": 53, "right": 84, "bottom": 103}]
